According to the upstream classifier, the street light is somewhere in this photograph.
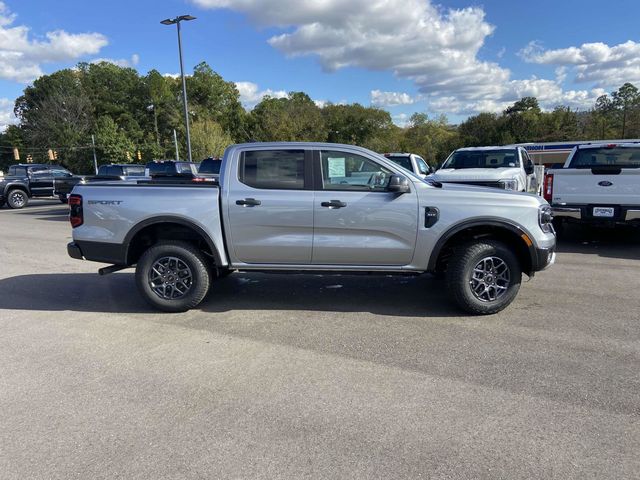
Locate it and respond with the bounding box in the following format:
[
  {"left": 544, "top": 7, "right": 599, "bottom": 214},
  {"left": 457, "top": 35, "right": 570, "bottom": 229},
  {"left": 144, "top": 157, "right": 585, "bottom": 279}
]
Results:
[{"left": 161, "top": 14, "right": 196, "bottom": 162}]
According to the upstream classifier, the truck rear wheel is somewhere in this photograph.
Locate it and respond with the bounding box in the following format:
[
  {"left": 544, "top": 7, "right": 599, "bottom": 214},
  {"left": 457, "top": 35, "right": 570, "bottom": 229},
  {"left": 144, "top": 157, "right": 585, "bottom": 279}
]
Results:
[
  {"left": 135, "top": 241, "right": 211, "bottom": 312},
  {"left": 445, "top": 240, "right": 522, "bottom": 315},
  {"left": 7, "top": 189, "right": 28, "bottom": 209}
]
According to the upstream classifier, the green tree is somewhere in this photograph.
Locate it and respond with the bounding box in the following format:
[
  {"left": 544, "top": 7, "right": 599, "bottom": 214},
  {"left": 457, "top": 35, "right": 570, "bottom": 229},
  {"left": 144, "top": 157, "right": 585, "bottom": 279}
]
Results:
[
  {"left": 250, "top": 92, "right": 327, "bottom": 142},
  {"left": 190, "top": 118, "right": 233, "bottom": 159},
  {"left": 457, "top": 113, "right": 500, "bottom": 146},
  {"left": 323, "top": 103, "right": 395, "bottom": 147},
  {"left": 94, "top": 116, "right": 135, "bottom": 163},
  {"left": 611, "top": 82, "right": 640, "bottom": 138}
]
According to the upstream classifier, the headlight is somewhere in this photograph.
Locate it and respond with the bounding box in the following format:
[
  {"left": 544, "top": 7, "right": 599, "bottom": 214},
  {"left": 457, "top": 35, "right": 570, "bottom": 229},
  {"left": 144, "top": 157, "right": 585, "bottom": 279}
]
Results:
[
  {"left": 499, "top": 179, "right": 518, "bottom": 190},
  {"left": 539, "top": 205, "right": 554, "bottom": 233}
]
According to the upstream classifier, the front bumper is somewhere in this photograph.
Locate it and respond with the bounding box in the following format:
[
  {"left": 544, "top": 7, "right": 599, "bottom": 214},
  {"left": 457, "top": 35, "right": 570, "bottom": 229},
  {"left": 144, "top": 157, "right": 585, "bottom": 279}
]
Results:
[
  {"left": 533, "top": 246, "right": 556, "bottom": 272},
  {"left": 553, "top": 204, "right": 640, "bottom": 223}
]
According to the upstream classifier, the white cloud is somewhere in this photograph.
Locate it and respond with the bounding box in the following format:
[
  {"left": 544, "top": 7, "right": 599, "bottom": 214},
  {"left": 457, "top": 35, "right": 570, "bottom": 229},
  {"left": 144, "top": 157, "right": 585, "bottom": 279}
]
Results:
[
  {"left": 235, "top": 81, "right": 287, "bottom": 109},
  {"left": 520, "top": 40, "right": 640, "bottom": 88},
  {"left": 0, "top": 1, "right": 108, "bottom": 82},
  {"left": 192, "top": 0, "right": 624, "bottom": 116},
  {"left": 0, "top": 97, "right": 16, "bottom": 131},
  {"left": 370, "top": 90, "right": 416, "bottom": 107},
  {"left": 90, "top": 53, "right": 140, "bottom": 68}
]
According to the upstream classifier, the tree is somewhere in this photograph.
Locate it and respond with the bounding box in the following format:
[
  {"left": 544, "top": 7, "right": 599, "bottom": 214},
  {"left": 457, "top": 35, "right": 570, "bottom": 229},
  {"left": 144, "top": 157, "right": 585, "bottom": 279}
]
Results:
[
  {"left": 190, "top": 118, "right": 233, "bottom": 159},
  {"left": 250, "top": 92, "right": 327, "bottom": 142},
  {"left": 323, "top": 104, "right": 395, "bottom": 147},
  {"left": 187, "top": 62, "right": 247, "bottom": 141},
  {"left": 458, "top": 113, "right": 500, "bottom": 146},
  {"left": 94, "top": 116, "right": 135, "bottom": 164},
  {"left": 611, "top": 83, "right": 640, "bottom": 138}
]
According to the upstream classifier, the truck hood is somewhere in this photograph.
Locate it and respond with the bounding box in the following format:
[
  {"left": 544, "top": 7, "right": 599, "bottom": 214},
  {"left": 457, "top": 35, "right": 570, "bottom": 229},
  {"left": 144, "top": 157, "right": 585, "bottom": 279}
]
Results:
[{"left": 431, "top": 167, "right": 521, "bottom": 183}]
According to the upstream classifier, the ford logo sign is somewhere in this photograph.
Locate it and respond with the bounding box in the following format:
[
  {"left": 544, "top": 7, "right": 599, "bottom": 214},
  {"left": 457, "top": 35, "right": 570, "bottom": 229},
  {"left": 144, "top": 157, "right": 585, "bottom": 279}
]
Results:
[{"left": 598, "top": 181, "right": 613, "bottom": 187}]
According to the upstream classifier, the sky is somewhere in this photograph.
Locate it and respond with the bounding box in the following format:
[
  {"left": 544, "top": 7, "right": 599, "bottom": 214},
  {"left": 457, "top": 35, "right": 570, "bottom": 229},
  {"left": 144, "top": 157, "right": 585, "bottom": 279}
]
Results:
[{"left": 1, "top": 0, "right": 639, "bottom": 130}]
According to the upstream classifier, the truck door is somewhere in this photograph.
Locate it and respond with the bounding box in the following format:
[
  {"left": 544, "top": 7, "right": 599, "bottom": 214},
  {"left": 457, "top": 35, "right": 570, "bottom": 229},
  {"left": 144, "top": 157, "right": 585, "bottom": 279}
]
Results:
[
  {"left": 226, "top": 149, "right": 314, "bottom": 264},
  {"left": 29, "top": 168, "right": 55, "bottom": 197},
  {"left": 312, "top": 149, "right": 418, "bottom": 265}
]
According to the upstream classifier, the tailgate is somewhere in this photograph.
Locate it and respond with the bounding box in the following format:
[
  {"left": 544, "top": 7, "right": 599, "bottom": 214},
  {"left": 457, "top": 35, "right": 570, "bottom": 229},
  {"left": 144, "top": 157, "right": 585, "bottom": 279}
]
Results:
[{"left": 552, "top": 168, "right": 640, "bottom": 205}]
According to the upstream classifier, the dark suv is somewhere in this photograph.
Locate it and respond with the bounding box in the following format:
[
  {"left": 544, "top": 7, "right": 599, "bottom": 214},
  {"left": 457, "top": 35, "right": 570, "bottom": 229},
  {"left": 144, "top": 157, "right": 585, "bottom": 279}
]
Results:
[{"left": 1, "top": 164, "right": 72, "bottom": 209}]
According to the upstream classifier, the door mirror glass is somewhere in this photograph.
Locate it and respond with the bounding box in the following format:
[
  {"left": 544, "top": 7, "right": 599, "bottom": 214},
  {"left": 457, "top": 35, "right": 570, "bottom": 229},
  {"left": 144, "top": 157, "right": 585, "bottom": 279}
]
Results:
[
  {"left": 387, "top": 174, "right": 410, "bottom": 193},
  {"left": 525, "top": 164, "right": 534, "bottom": 175}
]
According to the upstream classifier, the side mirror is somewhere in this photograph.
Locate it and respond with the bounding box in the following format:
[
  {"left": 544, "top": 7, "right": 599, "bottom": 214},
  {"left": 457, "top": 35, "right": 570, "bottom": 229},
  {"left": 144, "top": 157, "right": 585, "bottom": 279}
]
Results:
[
  {"left": 387, "top": 174, "right": 410, "bottom": 193},
  {"left": 525, "top": 164, "right": 534, "bottom": 175}
]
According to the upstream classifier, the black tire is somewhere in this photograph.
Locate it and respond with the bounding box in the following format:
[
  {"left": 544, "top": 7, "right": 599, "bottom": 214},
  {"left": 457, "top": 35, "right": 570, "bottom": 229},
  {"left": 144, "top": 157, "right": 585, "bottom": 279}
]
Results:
[
  {"left": 7, "top": 189, "right": 28, "bottom": 209},
  {"left": 445, "top": 240, "right": 522, "bottom": 315},
  {"left": 135, "top": 241, "right": 211, "bottom": 312},
  {"left": 59, "top": 195, "right": 68, "bottom": 204}
]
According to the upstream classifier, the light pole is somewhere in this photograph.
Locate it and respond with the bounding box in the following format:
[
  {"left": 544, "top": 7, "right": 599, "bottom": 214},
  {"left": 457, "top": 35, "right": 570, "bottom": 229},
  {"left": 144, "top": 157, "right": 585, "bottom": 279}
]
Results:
[{"left": 161, "top": 14, "right": 196, "bottom": 163}]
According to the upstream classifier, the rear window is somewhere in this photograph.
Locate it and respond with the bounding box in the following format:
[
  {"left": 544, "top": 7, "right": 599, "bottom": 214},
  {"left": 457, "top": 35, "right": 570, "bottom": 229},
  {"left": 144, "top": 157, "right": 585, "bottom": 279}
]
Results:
[
  {"left": 240, "top": 150, "right": 305, "bottom": 190},
  {"left": 199, "top": 158, "right": 222, "bottom": 174},
  {"left": 386, "top": 155, "right": 412, "bottom": 171},
  {"left": 570, "top": 147, "right": 640, "bottom": 168},
  {"left": 147, "top": 162, "right": 177, "bottom": 176},
  {"left": 8, "top": 166, "right": 27, "bottom": 176},
  {"left": 443, "top": 149, "right": 519, "bottom": 169}
]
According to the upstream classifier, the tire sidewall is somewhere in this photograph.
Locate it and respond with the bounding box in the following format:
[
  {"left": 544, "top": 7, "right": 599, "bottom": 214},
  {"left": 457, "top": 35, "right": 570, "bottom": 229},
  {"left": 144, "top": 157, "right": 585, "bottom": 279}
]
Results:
[
  {"left": 135, "top": 242, "right": 211, "bottom": 312},
  {"left": 448, "top": 241, "right": 522, "bottom": 315},
  {"left": 7, "top": 190, "right": 28, "bottom": 209}
]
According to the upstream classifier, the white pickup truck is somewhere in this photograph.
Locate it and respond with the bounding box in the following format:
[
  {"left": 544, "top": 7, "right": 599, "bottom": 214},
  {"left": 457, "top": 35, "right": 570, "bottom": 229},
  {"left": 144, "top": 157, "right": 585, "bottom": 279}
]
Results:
[
  {"left": 546, "top": 142, "right": 640, "bottom": 228},
  {"left": 430, "top": 146, "right": 540, "bottom": 193}
]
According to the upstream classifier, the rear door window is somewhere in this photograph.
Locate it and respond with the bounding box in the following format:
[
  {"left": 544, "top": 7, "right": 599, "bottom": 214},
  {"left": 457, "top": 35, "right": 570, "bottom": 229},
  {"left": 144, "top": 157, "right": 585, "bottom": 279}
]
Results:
[
  {"left": 9, "top": 166, "right": 27, "bottom": 176},
  {"left": 240, "top": 150, "right": 307, "bottom": 190}
]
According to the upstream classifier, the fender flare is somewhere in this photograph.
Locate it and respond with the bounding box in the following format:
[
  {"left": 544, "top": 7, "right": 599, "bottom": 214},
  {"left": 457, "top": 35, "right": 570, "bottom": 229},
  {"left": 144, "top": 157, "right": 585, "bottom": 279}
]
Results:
[
  {"left": 427, "top": 217, "right": 537, "bottom": 272},
  {"left": 123, "top": 215, "right": 224, "bottom": 266}
]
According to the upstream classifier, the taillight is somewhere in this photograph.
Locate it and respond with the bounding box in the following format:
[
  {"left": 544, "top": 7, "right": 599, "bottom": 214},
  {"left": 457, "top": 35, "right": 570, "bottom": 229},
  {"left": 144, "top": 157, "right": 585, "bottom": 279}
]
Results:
[
  {"left": 69, "top": 194, "right": 83, "bottom": 228},
  {"left": 543, "top": 174, "right": 554, "bottom": 202}
]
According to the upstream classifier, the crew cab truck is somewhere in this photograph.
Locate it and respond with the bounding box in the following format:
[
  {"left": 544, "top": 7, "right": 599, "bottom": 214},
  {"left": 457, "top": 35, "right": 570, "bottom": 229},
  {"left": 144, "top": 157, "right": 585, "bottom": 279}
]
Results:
[
  {"left": 431, "top": 146, "right": 539, "bottom": 193},
  {"left": 67, "top": 142, "right": 556, "bottom": 315},
  {"left": 546, "top": 142, "right": 640, "bottom": 228},
  {"left": 0, "top": 163, "right": 73, "bottom": 208}
]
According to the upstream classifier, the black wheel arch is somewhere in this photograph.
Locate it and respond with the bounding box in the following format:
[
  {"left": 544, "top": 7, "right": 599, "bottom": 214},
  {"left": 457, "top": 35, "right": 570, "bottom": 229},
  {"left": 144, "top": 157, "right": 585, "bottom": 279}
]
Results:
[
  {"left": 428, "top": 218, "right": 537, "bottom": 276},
  {"left": 123, "top": 216, "right": 224, "bottom": 267}
]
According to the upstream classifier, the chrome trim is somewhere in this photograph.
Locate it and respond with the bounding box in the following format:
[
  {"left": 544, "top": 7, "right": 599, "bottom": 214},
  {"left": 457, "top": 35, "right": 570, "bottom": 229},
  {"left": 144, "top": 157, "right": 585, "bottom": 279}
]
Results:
[
  {"left": 625, "top": 210, "right": 640, "bottom": 221},
  {"left": 552, "top": 207, "right": 581, "bottom": 219}
]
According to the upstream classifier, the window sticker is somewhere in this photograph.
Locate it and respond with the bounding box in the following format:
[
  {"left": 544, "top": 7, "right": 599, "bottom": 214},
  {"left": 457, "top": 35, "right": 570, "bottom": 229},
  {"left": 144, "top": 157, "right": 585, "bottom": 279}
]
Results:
[{"left": 327, "top": 157, "right": 346, "bottom": 177}]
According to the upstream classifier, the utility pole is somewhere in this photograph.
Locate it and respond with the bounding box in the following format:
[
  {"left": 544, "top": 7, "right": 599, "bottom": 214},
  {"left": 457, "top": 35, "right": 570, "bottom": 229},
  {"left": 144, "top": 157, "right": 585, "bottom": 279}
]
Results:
[
  {"left": 161, "top": 15, "right": 196, "bottom": 162},
  {"left": 173, "top": 129, "right": 180, "bottom": 161},
  {"left": 91, "top": 135, "right": 98, "bottom": 174}
]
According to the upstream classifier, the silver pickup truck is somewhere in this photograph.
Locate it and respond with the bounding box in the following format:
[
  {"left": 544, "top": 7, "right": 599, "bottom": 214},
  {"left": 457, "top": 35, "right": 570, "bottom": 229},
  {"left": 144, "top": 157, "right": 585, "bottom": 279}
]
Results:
[{"left": 67, "top": 142, "right": 556, "bottom": 315}]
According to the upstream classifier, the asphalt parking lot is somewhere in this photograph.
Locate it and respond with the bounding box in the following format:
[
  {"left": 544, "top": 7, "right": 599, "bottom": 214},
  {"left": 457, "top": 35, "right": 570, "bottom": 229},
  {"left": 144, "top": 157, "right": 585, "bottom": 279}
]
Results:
[{"left": 0, "top": 200, "right": 639, "bottom": 479}]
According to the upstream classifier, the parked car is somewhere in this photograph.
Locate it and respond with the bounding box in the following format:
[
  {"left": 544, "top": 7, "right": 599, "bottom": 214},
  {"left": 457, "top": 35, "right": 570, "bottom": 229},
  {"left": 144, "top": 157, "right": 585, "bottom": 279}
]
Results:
[
  {"left": 546, "top": 142, "right": 640, "bottom": 228},
  {"left": 67, "top": 142, "right": 556, "bottom": 315},
  {"left": 431, "top": 146, "right": 539, "bottom": 193},
  {"left": 383, "top": 153, "right": 433, "bottom": 178},
  {"left": 0, "top": 163, "right": 73, "bottom": 208},
  {"left": 54, "top": 164, "right": 146, "bottom": 200}
]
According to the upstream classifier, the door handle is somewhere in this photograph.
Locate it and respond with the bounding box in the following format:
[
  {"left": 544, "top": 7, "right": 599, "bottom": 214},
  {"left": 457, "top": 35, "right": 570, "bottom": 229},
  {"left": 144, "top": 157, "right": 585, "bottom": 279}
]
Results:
[
  {"left": 321, "top": 200, "right": 347, "bottom": 208},
  {"left": 236, "top": 198, "right": 261, "bottom": 207}
]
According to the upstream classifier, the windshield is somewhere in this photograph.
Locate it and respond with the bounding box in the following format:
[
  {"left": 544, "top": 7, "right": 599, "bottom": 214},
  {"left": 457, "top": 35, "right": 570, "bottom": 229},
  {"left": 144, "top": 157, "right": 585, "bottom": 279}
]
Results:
[
  {"left": 569, "top": 147, "right": 640, "bottom": 168},
  {"left": 147, "top": 162, "right": 177, "bottom": 175},
  {"left": 386, "top": 155, "right": 412, "bottom": 171},
  {"left": 442, "top": 149, "right": 519, "bottom": 169},
  {"left": 124, "top": 166, "right": 145, "bottom": 176}
]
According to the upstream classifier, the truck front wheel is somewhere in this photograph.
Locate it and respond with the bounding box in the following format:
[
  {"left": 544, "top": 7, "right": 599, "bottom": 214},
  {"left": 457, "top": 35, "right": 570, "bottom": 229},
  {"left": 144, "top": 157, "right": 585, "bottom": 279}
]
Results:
[
  {"left": 7, "top": 189, "right": 28, "bottom": 209},
  {"left": 135, "top": 241, "right": 211, "bottom": 312},
  {"left": 445, "top": 240, "right": 522, "bottom": 315}
]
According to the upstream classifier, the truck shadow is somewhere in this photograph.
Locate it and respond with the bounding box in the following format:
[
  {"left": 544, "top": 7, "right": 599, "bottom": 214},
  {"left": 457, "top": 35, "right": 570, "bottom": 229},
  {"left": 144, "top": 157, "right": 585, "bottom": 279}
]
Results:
[
  {"left": 556, "top": 224, "right": 640, "bottom": 261},
  {"left": 15, "top": 207, "right": 69, "bottom": 222},
  {"left": 0, "top": 271, "right": 459, "bottom": 317}
]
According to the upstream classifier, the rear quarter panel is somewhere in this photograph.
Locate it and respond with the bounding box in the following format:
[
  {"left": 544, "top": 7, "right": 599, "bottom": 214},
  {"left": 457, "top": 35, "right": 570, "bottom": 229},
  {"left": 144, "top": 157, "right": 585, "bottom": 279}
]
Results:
[{"left": 72, "top": 184, "right": 227, "bottom": 264}]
